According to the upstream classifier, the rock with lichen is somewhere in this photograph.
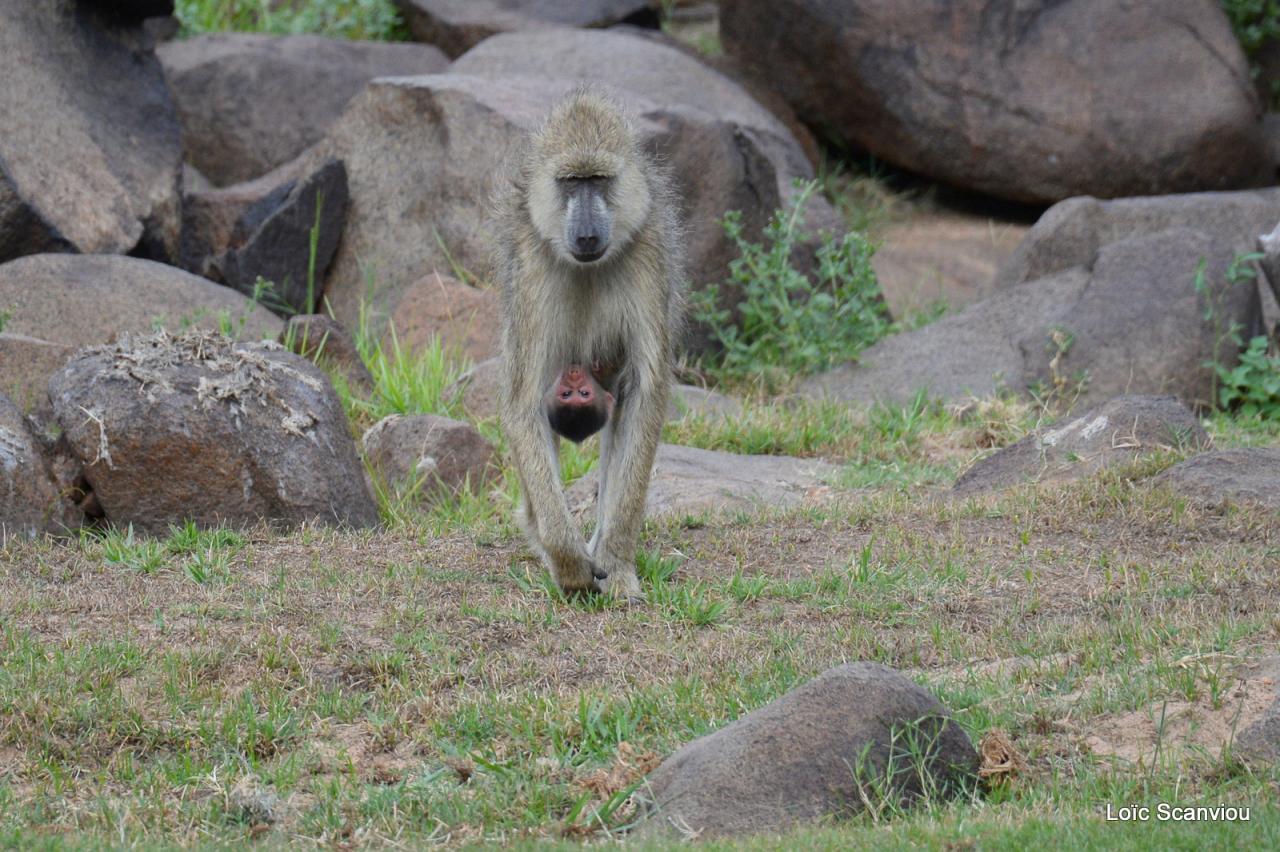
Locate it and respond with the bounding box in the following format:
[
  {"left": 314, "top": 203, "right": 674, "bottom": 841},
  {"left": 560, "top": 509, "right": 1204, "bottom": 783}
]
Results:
[{"left": 48, "top": 330, "right": 378, "bottom": 534}]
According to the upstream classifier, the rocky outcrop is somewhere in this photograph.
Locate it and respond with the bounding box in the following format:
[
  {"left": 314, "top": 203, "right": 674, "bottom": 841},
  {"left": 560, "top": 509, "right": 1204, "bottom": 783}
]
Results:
[
  {"left": 207, "top": 159, "right": 348, "bottom": 315},
  {"left": 997, "top": 189, "right": 1280, "bottom": 290},
  {"left": 801, "top": 229, "right": 1258, "bottom": 410}
]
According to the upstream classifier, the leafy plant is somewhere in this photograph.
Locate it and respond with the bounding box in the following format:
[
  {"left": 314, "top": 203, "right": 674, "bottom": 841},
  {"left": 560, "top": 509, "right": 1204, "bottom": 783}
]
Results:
[
  {"left": 693, "top": 181, "right": 890, "bottom": 389},
  {"left": 1214, "top": 333, "right": 1280, "bottom": 417},
  {"left": 1198, "top": 250, "right": 1269, "bottom": 411},
  {"left": 1220, "top": 1, "right": 1280, "bottom": 105},
  {"left": 1220, "top": 0, "right": 1280, "bottom": 56}
]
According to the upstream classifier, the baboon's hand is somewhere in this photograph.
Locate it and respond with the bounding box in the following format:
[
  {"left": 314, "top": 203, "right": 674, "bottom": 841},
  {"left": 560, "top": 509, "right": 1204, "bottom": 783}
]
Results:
[{"left": 544, "top": 540, "right": 604, "bottom": 592}]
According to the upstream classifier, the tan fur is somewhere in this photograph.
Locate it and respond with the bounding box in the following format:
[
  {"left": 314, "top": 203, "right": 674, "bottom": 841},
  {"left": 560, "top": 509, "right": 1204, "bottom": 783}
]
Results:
[{"left": 495, "top": 89, "right": 684, "bottom": 599}]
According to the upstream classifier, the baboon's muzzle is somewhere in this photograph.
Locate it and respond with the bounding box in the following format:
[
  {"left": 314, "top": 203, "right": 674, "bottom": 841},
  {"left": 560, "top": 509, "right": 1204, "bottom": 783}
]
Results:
[{"left": 567, "top": 182, "right": 610, "bottom": 263}]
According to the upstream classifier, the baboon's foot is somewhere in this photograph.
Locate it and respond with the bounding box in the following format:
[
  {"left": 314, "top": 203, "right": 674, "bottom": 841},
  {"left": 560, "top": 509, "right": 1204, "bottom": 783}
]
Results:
[{"left": 597, "top": 562, "right": 643, "bottom": 604}]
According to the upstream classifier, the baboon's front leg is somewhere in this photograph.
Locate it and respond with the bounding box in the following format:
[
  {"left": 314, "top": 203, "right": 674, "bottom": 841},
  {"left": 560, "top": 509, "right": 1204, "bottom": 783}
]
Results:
[
  {"left": 590, "top": 368, "right": 667, "bottom": 601},
  {"left": 507, "top": 408, "right": 600, "bottom": 591}
]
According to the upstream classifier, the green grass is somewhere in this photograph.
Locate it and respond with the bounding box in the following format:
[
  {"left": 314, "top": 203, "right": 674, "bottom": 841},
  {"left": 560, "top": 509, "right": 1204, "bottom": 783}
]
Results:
[
  {"left": 0, "top": 471, "right": 1277, "bottom": 846},
  {"left": 174, "top": 0, "right": 408, "bottom": 41}
]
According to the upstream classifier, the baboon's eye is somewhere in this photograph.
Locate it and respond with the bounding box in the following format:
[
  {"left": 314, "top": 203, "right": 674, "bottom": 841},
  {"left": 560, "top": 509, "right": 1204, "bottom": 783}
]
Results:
[
  {"left": 558, "top": 175, "right": 611, "bottom": 186},
  {"left": 579, "top": 389, "right": 590, "bottom": 398}
]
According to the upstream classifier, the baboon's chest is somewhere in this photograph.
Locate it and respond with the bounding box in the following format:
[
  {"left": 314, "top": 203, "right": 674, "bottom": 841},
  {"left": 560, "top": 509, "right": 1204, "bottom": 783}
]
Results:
[{"left": 553, "top": 278, "right": 633, "bottom": 365}]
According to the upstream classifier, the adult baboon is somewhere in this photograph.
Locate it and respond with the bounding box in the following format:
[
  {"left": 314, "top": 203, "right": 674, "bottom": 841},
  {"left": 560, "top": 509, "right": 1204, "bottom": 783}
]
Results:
[{"left": 495, "top": 89, "right": 683, "bottom": 600}]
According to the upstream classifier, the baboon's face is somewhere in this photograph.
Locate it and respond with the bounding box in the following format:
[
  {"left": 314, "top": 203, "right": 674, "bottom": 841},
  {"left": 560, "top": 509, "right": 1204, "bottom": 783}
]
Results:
[{"left": 530, "top": 159, "right": 651, "bottom": 267}]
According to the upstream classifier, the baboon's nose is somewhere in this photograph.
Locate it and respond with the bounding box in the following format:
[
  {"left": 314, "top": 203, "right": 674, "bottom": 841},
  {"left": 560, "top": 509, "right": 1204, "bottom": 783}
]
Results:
[{"left": 575, "top": 234, "right": 600, "bottom": 254}]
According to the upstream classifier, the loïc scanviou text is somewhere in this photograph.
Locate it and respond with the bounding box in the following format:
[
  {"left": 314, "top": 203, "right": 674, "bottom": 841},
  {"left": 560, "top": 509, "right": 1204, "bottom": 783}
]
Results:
[{"left": 1105, "top": 803, "right": 1251, "bottom": 822}]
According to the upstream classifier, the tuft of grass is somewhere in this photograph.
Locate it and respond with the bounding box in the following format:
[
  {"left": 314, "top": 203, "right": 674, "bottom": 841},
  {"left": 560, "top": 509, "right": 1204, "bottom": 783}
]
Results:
[
  {"left": 174, "top": 0, "right": 408, "bottom": 41},
  {"left": 96, "top": 526, "right": 166, "bottom": 574},
  {"left": 338, "top": 298, "right": 470, "bottom": 430}
]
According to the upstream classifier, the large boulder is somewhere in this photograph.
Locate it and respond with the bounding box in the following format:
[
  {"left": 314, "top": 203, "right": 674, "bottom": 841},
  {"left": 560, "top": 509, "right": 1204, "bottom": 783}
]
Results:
[
  {"left": 720, "top": 0, "right": 1270, "bottom": 203},
  {"left": 48, "top": 331, "right": 379, "bottom": 534},
  {"left": 313, "top": 70, "right": 834, "bottom": 336},
  {"left": 208, "top": 159, "right": 349, "bottom": 315},
  {"left": 800, "top": 229, "right": 1258, "bottom": 410},
  {"left": 0, "top": 0, "right": 182, "bottom": 262},
  {"left": 178, "top": 155, "right": 313, "bottom": 282},
  {"left": 1154, "top": 449, "right": 1280, "bottom": 512},
  {"left": 361, "top": 414, "right": 498, "bottom": 500},
  {"left": 567, "top": 443, "right": 838, "bottom": 519},
  {"left": 635, "top": 663, "right": 977, "bottom": 839},
  {"left": 0, "top": 393, "right": 81, "bottom": 537},
  {"left": 394, "top": 0, "right": 656, "bottom": 57},
  {"left": 953, "top": 396, "right": 1208, "bottom": 495},
  {"left": 998, "top": 189, "right": 1280, "bottom": 290},
  {"left": 0, "top": 254, "right": 282, "bottom": 347},
  {"left": 157, "top": 33, "right": 448, "bottom": 185}
]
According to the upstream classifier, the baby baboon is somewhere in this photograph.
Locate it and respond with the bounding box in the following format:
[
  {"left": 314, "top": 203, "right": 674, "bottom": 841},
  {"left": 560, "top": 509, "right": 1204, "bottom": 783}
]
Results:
[
  {"left": 496, "top": 89, "right": 684, "bottom": 600},
  {"left": 545, "top": 364, "right": 614, "bottom": 445}
]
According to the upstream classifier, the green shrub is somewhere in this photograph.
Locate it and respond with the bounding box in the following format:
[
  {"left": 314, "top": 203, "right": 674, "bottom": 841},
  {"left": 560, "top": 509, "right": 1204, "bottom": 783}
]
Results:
[
  {"left": 1220, "top": 1, "right": 1280, "bottom": 104},
  {"left": 692, "top": 181, "right": 890, "bottom": 389},
  {"left": 1220, "top": 0, "right": 1280, "bottom": 56},
  {"left": 1197, "top": 250, "right": 1278, "bottom": 417},
  {"left": 1214, "top": 333, "right": 1280, "bottom": 418},
  {"left": 175, "top": 0, "right": 407, "bottom": 41}
]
